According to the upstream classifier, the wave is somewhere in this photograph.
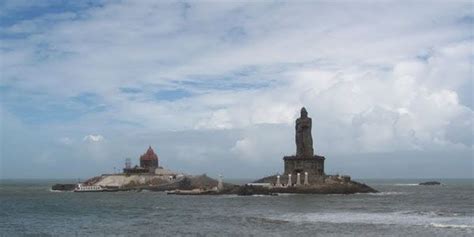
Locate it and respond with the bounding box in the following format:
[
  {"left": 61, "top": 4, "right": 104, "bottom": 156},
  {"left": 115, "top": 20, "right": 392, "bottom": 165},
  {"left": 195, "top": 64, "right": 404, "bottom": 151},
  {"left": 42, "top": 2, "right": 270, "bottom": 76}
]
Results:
[
  {"left": 265, "top": 211, "right": 474, "bottom": 229},
  {"left": 217, "top": 194, "right": 239, "bottom": 198},
  {"left": 224, "top": 193, "right": 298, "bottom": 197},
  {"left": 49, "top": 189, "right": 72, "bottom": 192},
  {"left": 365, "top": 191, "right": 405, "bottom": 196},
  {"left": 430, "top": 223, "right": 474, "bottom": 229},
  {"left": 247, "top": 194, "right": 277, "bottom": 197},
  {"left": 275, "top": 193, "right": 299, "bottom": 196},
  {"left": 393, "top": 183, "right": 419, "bottom": 186}
]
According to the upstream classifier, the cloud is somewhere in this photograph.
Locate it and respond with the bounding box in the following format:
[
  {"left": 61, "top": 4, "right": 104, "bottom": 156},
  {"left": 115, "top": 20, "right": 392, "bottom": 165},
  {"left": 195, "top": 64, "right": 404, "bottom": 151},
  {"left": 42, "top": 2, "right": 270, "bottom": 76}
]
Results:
[
  {"left": 58, "top": 137, "right": 73, "bottom": 145},
  {"left": 83, "top": 134, "right": 104, "bottom": 143},
  {"left": 231, "top": 124, "right": 293, "bottom": 162},
  {"left": 0, "top": 1, "right": 472, "bottom": 178}
]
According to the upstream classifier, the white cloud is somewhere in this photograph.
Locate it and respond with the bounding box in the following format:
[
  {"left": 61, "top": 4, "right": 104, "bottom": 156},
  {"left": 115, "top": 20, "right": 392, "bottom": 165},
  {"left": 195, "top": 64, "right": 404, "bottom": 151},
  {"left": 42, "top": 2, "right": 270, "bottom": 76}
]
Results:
[
  {"left": 83, "top": 134, "right": 104, "bottom": 143},
  {"left": 58, "top": 137, "right": 73, "bottom": 145},
  {"left": 231, "top": 124, "right": 293, "bottom": 162},
  {"left": 0, "top": 1, "right": 472, "bottom": 178}
]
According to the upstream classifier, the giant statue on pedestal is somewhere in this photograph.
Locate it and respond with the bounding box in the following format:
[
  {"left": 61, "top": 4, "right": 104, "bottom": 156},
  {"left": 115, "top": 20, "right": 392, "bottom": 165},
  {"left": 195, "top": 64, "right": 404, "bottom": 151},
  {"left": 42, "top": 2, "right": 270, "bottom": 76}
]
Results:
[
  {"left": 283, "top": 107, "right": 325, "bottom": 179},
  {"left": 250, "top": 106, "right": 377, "bottom": 192}
]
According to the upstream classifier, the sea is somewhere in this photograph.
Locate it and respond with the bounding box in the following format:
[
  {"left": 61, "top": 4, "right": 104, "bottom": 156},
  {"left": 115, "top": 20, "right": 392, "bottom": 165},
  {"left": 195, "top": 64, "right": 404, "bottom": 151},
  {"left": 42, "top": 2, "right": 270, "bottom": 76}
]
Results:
[{"left": 0, "top": 179, "right": 472, "bottom": 237}]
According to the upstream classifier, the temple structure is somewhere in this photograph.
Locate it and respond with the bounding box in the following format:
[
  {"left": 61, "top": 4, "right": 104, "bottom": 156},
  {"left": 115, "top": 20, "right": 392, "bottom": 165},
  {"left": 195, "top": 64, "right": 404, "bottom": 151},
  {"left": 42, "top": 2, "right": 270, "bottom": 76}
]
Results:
[
  {"left": 283, "top": 107, "right": 325, "bottom": 178},
  {"left": 140, "top": 146, "right": 159, "bottom": 172},
  {"left": 123, "top": 146, "right": 160, "bottom": 174}
]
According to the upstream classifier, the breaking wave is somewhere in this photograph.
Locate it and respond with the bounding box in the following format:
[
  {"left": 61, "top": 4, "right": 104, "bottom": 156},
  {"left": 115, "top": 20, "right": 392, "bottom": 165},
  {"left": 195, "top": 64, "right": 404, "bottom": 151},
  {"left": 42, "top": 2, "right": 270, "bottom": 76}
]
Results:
[
  {"left": 275, "top": 193, "right": 299, "bottom": 196},
  {"left": 266, "top": 211, "right": 473, "bottom": 229},
  {"left": 430, "top": 223, "right": 474, "bottom": 229},
  {"left": 365, "top": 191, "right": 405, "bottom": 196},
  {"left": 49, "top": 189, "right": 72, "bottom": 192}
]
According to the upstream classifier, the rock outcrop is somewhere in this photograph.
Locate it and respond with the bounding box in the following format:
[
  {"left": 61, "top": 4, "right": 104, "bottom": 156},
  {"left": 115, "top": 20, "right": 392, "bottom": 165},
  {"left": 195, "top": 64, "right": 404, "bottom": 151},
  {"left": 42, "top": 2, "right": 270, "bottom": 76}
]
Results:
[
  {"left": 252, "top": 174, "right": 376, "bottom": 194},
  {"left": 419, "top": 181, "right": 441, "bottom": 185},
  {"left": 51, "top": 184, "right": 76, "bottom": 191}
]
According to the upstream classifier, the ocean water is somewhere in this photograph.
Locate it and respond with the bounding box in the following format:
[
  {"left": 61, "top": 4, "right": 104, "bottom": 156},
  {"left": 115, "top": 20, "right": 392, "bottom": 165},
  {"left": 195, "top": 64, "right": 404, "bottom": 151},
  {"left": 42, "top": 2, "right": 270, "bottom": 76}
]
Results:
[{"left": 0, "top": 179, "right": 473, "bottom": 237}]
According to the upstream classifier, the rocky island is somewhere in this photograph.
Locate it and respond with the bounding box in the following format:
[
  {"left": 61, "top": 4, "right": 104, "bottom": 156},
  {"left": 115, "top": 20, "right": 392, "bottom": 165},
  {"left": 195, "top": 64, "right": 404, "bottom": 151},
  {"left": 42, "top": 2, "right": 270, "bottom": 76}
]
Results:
[
  {"left": 419, "top": 181, "right": 441, "bottom": 186},
  {"left": 237, "top": 107, "right": 377, "bottom": 195},
  {"left": 52, "top": 107, "right": 376, "bottom": 195},
  {"left": 52, "top": 146, "right": 237, "bottom": 192}
]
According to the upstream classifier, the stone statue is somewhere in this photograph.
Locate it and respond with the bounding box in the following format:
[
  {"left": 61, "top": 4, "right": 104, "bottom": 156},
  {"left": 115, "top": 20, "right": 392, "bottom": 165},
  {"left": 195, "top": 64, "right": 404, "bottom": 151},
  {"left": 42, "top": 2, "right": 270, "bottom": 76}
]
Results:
[{"left": 295, "top": 107, "right": 314, "bottom": 158}]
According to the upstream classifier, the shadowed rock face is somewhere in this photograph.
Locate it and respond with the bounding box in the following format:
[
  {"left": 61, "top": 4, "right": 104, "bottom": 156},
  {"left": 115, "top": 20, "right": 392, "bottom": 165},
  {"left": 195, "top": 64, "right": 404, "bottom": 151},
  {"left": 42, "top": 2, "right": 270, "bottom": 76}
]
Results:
[
  {"left": 296, "top": 107, "right": 314, "bottom": 158},
  {"left": 235, "top": 183, "right": 377, "bottom": 195},
  {"left": 248, "top": 175, "right": 377, "bottom": 195},
  {"left": 419, "top": 181, "right": 441, "bottom": 185},
  {"left": 51, "top": 184, "right": 76, "bottom": 191}
]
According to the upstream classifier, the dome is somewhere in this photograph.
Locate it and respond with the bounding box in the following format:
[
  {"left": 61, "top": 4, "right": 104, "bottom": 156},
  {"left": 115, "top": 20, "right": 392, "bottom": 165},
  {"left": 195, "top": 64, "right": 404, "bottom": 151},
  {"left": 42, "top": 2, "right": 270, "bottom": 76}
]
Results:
[{"left": 140, "top": 146, "right": 158, "bottom": 161}]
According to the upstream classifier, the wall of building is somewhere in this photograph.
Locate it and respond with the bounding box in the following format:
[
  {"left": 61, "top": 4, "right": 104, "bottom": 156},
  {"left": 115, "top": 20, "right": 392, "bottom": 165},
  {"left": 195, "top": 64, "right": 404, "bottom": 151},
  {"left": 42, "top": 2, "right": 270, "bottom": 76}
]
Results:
[{"left": 284, "top": 156, "right": 325, "bottom": 176}]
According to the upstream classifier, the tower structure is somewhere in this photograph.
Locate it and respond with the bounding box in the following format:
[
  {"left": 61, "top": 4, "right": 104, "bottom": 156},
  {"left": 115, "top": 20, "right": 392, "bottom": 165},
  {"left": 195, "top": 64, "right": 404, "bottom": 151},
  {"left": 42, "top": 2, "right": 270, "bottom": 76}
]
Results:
[{"left": 125, "top": 158, "right": 131, "bottom": 169}]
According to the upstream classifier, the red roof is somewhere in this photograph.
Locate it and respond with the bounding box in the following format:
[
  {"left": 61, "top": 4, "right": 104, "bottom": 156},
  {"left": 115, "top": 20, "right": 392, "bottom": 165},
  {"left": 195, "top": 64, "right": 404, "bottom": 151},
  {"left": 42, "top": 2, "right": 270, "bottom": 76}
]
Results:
[{"left": 140, "top": 146, "right": 159, "bottom": 161}]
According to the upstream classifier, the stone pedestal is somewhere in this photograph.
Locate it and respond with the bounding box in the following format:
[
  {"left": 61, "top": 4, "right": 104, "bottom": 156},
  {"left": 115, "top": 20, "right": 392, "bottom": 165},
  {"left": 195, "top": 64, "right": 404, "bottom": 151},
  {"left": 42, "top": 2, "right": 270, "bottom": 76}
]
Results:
[{"left": 283, "top": 155, "right": 325, "bottom": 176}]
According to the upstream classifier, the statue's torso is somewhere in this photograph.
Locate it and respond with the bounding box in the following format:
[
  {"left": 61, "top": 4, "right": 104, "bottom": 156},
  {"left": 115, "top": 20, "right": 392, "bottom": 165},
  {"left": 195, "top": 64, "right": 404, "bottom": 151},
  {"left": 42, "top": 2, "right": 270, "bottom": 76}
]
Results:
[
  {"left": 296, "top": 117, "right": 313, "bottom": 157},
  {"left": 296, "top": 117, "right": 311, "bottom": 131}
]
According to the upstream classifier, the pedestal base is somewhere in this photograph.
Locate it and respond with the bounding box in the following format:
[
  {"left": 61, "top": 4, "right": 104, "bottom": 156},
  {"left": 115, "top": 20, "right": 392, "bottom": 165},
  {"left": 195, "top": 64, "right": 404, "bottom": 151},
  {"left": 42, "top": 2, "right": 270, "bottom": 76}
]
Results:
[{"left": 283, "top": 155, "right": 325, "bottom": 177}]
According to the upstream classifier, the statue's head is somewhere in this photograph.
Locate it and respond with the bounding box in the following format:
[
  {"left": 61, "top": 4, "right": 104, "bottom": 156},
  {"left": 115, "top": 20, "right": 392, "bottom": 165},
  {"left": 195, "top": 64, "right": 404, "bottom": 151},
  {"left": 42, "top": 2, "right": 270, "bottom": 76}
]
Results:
[{"left": 300, "top": 107, "right": 308, "bottom": 118}]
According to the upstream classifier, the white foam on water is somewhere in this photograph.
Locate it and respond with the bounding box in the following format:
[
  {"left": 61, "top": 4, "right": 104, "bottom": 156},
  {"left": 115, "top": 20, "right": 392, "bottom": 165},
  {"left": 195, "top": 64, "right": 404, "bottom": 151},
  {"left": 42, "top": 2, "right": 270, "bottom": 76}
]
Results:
[
  {"left": 250, "top": 194, "right": 276, "bottom": 197},
  {"left": 226, "top": 194, "right": 276, "bottom": 198},
  {"left": 275, "top": 193, "right": 299, "bottom": 196},
  {"left": 49, "top": 189, "right": 72, "bottom": 192},
  {"left": 267, "top": 211, "right": 474, "bottom": 229},
  {"left": 218, "top": 194, "right": 239, "bottom": 198},
  {"left": 365, "top": 191, "right": 405, "bottom": 196},
  {"left": 393, "top": 183, "right": 419, "bottom": 186},
  {"left": 430, "top": 223, "right": 474, "bottom": 229}
]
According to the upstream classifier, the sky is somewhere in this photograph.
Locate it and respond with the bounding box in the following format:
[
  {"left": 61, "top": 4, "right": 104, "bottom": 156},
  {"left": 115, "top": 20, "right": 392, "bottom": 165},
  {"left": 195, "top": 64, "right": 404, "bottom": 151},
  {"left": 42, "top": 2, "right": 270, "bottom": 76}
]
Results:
[{"left": 0, "top": 0, "right": 472, "bottom": 179}]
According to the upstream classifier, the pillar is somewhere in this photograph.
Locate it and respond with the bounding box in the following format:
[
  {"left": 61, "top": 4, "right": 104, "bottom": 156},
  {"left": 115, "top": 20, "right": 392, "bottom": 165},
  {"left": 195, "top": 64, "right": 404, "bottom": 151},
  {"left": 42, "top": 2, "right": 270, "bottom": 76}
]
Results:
[
  {"left": 287, "top": 174, "right": 292, "bottom": 186},
  {"left": 296, "top": 173, "right": 301, "bottom": 186},
  {"left": 276, "top": 175, "right": 281, "bottom": 187},
  {"left": 217, "top": 174, "right": 223, "bottom": 191},
  {"left": 304, "top": 172, "right": 309, "bottom": 185}
]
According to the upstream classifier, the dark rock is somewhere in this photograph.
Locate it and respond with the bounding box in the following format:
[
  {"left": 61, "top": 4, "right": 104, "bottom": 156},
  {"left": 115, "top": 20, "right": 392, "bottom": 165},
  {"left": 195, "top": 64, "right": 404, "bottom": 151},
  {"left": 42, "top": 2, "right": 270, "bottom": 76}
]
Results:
[
  {"left": 236, "top": 185, "right": 277, "bottom": 196},
  {"left": 233, "top": 181, "right": 377, "bottom": 195},
  {"left": 146, "top": 174, "right": 237, "bottom": 192},
  {"left": 419, "top": 181, "right": 441, "bottom": 185},
  {"left": 251, "top": 174, "right": 377, "bottom": 194},
  {"left": 51, "top": 184, "right": 76, "bottom": 191}
]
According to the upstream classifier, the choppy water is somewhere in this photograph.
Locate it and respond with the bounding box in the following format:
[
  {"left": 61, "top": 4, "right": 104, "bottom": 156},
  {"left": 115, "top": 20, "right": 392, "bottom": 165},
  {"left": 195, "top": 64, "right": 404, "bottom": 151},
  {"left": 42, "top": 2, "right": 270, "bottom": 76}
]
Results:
[{"left": 0, "top": 179, "right": 473, "bottom": 236}]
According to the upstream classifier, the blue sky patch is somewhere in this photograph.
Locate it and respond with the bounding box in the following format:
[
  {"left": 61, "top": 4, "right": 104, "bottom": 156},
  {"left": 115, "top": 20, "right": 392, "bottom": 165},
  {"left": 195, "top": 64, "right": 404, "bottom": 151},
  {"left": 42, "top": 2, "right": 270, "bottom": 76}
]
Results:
[
  {"left": 2, "top": 89, "right": 106, "bottom": 124},
  {"left": 71, "top": 92, "right": 102, "bottom": 107},
  {"left": 0, "top": 0, "right": 103, "bottom": 27},
  {"left": 154, "top": 89, "right": 192, "bottom": 101},
  {"left": 120, "top": 87, "right": 143, "bottom": 94}
]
